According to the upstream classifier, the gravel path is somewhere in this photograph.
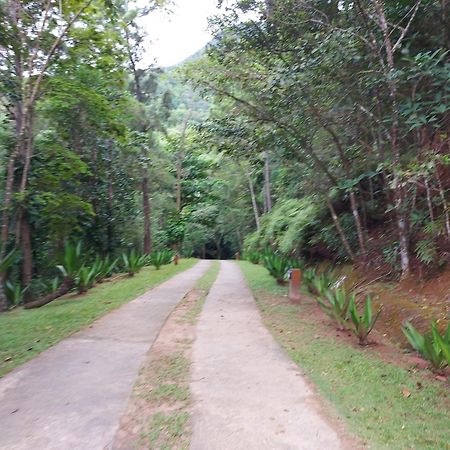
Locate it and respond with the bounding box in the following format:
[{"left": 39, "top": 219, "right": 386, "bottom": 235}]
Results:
[
  {"left": 0, "top": 260, "right": 211, "bottom": 450},
  {"left": 190, "top": 261, "right": 349, "bottom": 450}
]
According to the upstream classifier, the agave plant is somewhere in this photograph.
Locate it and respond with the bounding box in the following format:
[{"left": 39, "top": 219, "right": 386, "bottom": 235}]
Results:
[
  {"left": 316, "top": 288, "right": 352, "bottom": 330},
  {"left": 302, "top": 267, "right": 317, "bottom": 294},
  {"left": 148, "top": 250, "right": 170, "bottom": 270},
  {"left": 92, "top": 255, "right": 117, "bottom": 282},
  {"left": 311, "top": 271, "right": 338, "bottom": 297},
  {"left": 76, "top": 265, "right": 98, "bottom": 294},
  {"left": 262, "top": 252, "right": 291, "bottom": 285},
  {"left": 403, "top": 320, "right": 450, "bottom": 372},
  {"left": 57, "top": 241, "right": 84, "bottom": 279},
  {"left": 349, "top": 295, "right": 381, "bottom": 346},
  {"left": 4, "top": 280, "right": 28, "bottom": 306},
  {"left": 245, "top": 251, "right": 261, "bottom": 264},
  {"left": 121, "top": 250, "right": 147, "bottom": 276}
]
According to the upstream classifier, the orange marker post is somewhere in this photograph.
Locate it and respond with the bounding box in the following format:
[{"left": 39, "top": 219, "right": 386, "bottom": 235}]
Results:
[{"left": 288, "top": 269, "right": 302, "bottom": 303}]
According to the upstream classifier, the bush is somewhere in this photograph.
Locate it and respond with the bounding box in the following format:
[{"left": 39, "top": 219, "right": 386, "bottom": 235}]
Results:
[
  {"left": 245, "top": 251, "right": 260, "bottom": 264},
  {"left": 349, "top": 296, "right": 381, "bottom": 346},
  {"left": 148, "top": 250, "right": 174, "bottom": 270},
  {"left": 403, "top": 320, "right": 450, "bottom": 372},
  {"left": 261, "top": 252, "right": 291, "bottom": 284},
  {"left": 121, "top": 250, "right": 147, "bottom": 277},
  {"left": 316, "top": 288, "right": 352, "bottom": 330}
]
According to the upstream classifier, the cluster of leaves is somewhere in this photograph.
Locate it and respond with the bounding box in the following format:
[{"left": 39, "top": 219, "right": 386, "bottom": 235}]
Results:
[
  {"left": 304, "top": 268, "right": 381, "bottom": 346},
  {"left": 403, "top": 321, "right": 450, "bottom": 373}
]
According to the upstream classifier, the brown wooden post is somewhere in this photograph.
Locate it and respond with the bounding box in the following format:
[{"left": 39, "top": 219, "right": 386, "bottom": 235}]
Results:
[
  {"left": 235, "top": 252, "right": 240, "bottom": 261},
  {"left": 174, "top": 254, "right": 180, "bottom": 266},
  {"left": 289, "top": 269, "right": 301, "bottom": 303}
]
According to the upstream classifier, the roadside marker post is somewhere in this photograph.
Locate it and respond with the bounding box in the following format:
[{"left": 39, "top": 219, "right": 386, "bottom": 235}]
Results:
[{"left": 288, "top": 269, "right": 302, "bottom": 303}]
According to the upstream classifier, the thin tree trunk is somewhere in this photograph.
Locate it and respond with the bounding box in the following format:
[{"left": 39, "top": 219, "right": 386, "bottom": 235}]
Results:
[
  {"left": 373, "top": 0, "right": 411, "bottom": 277},
  {"left": 326, "top": 196, "right": 356, "bottom": 261},
  {"left": 424, "top": 178, "right": 435, "bottom": 223},
  {"left": 436, "top": 169, "right": 450, "bottom": 237},
  {"left": 142, "top": 170, "right": 152, "bottom": 254},
  {"left": 245, "top": 168, "right": 260, "bottom": 230},
  {"left": 263, "top": 149, "right": 272, "bottom": 212}
]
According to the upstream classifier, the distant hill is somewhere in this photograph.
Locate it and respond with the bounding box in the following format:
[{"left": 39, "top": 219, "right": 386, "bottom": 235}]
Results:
[{"left": 158, "top": 47, "right": 210, "bottom": 130}]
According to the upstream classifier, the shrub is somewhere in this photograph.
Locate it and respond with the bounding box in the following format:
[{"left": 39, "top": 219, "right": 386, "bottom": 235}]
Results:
[
  {"left": 56, "top": 241, "right": 84, "bottom": 279},
  {"left": 4, "top": 280, "right": 28, "bottom": 306},
  {"left": 148, "top": 250, "right": 174, "bottom": 270},
  {"left": 121, "top": 250, "right": 147, "bottom": 276},
  {"left": 349, "top": 296, "right": 381, "bottom": 346},
  {"left": 245, "top": 251, "right": 260, "bottom": 264},
  {"left": 262, "top": 252, "right": 291, "bottom": 285},
  {"left": 403, "top": 320, "right": 450, "bottom": 372},
  {"left": 311, "top": 270, "right": 338, "bottom": 297},
  {"left": 316, "top": 288, "right": 352, "bottom": 330},
  {"left": 76, "top": 265, "right": 97, "bottom": 294}
]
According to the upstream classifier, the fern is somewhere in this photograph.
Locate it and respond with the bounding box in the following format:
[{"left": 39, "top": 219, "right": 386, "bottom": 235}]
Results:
[{"left": 415, "top": 239, "right": 437, "bottom": 265}]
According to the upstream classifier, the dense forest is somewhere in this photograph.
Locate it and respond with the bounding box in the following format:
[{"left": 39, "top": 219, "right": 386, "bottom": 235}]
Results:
[{"left": 0, "top": 0, "right": 449, "bottom": 311}]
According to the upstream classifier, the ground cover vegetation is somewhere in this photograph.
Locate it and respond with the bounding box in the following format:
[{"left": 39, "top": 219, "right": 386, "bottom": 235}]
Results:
[
  {"left": 240, "top": 261, "right": 450, "bottom": 449},
  {"left": 1, "top": 0, "right": 450, "bottom": 392}
]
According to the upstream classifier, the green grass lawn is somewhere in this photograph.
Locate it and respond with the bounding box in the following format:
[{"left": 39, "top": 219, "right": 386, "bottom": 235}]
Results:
[
  {"left": 239, "top": 261, "right": 450, "bottom": 450},
  {"left": 0, "top": 259, "right": 197, "bottom": 377}
]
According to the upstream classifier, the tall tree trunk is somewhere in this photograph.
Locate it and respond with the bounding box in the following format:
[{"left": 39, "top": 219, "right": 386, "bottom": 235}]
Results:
[
  {"left": 244, "top": 167, "right": 260, "bottom": 230},
  {"left": 263, "top": 149, "right": 272, "bottom": 212},
  {"left": 142, "top": 169, "right": 152, "bottom": 254},
  {"left": 373, "top": 0, "right": 412, "bottom": 277}
]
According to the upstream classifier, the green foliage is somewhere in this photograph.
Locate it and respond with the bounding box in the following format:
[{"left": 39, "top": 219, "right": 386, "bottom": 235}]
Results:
[
  {"left": 76, "top": 265, "right": 98, "bottom": 294},
  {"left": 244, "top": 251, "right": 260, "bottom": 264},
  {"left": 415, "top": 239, "right": 438, "bottom": 265},
  {"left": 403, "top": 321, "right": 450, "bottom": 372},
  {"left": 148, "top": 250, "right": 174, "bottom": 270},
  {"left": 309, "top": 270, "right": 339, "bottom": 298},
  {"left": 261, "top": 252, "right": 291, "bottom": 284},
  {"left": 316, "top": 288, "right": 352, "bottom": 330},
  {"left": 245, "top": 197, "right": 323, "bottom": 258},
  {"left": 0, "top": 247, "right": 19, "bottom": 273},
  {"left": 121, "top": 250, "right": 148, "bottom": 277},
  {"left": 56, "top": 241, "right": 84, "bottom": 279},
  {"left": 4, "top": 281, "right": 27, "bottom": 306},
  {"left": 349, "top": 296, "right": 381, "bottom": 346}
]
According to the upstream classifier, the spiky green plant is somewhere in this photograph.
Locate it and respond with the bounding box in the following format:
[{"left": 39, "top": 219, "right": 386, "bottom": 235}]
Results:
[
  {"left": 316, "top": 288, "right": 352, "bottom": 330},
  {"left": 121, "top": 250, "right": 147, "bottom": 276},
  {"left": 76, "top": 265, "right": 97, "bottom": 294},
  {"left": 311, "top": 271, "right": 338, "bottom": 297},
  {"left": 403, "top": 320, "right": 450, "bottom": 372},
  {"left": 245, "top": 251, "right": 261, "bottom": 264},
  {"left": 261, "top": 252, "right": 291, "bottom": 284},
  {"left": 302, "top": 267, "right": 317, "bottom": 294},
  {"left": 349, "top": 296, "right": 381, "bottom": 346},
  {"left": 4, "top": 281, "right": 28, "bottom": 306},
  {"left": 56, "top": 241, "right": 84, "bottom": 278}
]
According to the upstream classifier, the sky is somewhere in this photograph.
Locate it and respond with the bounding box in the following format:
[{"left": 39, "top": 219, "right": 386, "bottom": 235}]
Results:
[{"left": 139, "top": 0, "right": 224, "bottom": 68}]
